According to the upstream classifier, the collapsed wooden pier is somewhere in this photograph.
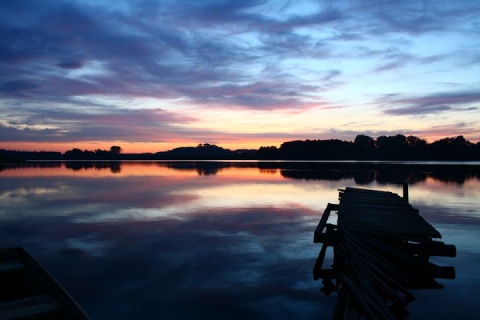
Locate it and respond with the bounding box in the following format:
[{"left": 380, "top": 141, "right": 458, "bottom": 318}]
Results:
[
  {"left": 0, "top": 247, "right": 89, "bottom": 320},
  {"left": 313, "top": 187, "right": 456, "bottom": 320}
]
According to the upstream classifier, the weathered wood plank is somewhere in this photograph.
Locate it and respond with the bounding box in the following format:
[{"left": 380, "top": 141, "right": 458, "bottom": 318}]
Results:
[
  {"left": 313, "top": 203, "right": 338, "bottom": 243},
  {"left": 313, "top": 244, "right": 329, "bottom": 280}
]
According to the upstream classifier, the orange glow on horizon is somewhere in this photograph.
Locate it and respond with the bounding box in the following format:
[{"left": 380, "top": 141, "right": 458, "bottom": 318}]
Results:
[
  {"left": 1, "top": 134, "right": 477, "bottom": 154},
  {"left": 0, "top": 139, "right": 287, "bottom": 154}
]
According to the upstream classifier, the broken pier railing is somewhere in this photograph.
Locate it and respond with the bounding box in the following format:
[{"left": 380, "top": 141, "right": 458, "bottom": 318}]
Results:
[{"left": 313, "top": 187, "right": 456, "bottom": 320}]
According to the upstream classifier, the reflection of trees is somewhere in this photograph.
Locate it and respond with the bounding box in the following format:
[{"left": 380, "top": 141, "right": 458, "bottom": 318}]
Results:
[
  {"left": 259, "top": 169, "right": 278, "bottom": 175},
  {"left": 165, "top": 162, "right": 223, "bottom": 176},
  {"left": 280, "top": 164, "right": 479, "bottom": 185},
  {"left": 353, "top": 171, "right": 376, "bottom": 185},
  {"left": 281, "top": 169, "right": 355, "bottom": 181},
  {"left": 165, "top": 161, "right": 258, "bottom": 176},
  {"left": 110, "top": 162, "right": 121, "bottom": 173},
  {"left": 64, "top": 161, "right": 122, "bottom": 174},
  {"left": 0, "top": 161, "right": 62, "bottom": 172},
  {"left": 162, "top": 161, "right": 479, "bottom": 185},
  {"left": 4, "top": 160, "right": 477, "bottom": 185}
]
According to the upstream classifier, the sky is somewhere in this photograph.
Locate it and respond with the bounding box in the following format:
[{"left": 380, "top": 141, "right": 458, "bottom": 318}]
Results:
[{"left": 1, "top": 0, "right": 480, "bottom": 153}]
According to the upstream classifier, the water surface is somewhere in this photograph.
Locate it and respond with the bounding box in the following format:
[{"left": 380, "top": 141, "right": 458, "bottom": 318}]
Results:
[{"left": 1, "top": 161, "right": 479, "bottom": 319}]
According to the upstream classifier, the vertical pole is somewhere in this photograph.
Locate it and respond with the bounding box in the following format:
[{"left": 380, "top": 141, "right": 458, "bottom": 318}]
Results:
[{"left": 403, "top": 182, "right": 409, "bottom": 202}]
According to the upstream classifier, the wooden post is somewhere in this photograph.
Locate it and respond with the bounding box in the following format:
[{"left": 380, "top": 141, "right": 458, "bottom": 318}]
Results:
[{"left": 403, "top": 182, "right": 409, "bottom": 202}]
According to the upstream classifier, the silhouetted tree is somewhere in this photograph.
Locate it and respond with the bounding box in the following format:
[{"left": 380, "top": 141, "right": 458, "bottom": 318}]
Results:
[
  {"left": 430, "top": 135, "right": 475, "bottom": 160},
  {"left": 354, "top": 135, "right": 375, "bottom": 148},
  {"left": 258, "top": 146, "right": 279, "bottom": 159},
  {"left": 406, "top": 135, "right": 427, "bottom": 149},
  {"left": 278, "top": 139, "right": 355, "bottom": 159},
  {"left": 3, "top": 134, "right": 479, "bottom": 162},
  {"left": 404, "top": 135, "right": 427, "bottom": 159},
  {"left": 1, "top": 150, "right": 62, "bottom": 162},
  {"left": 376, "top": 134, "right": 408, "bottom": 159},
  {"left": 354, "top": 135, "right": 375, "bottom": 159},
  {"left": 64, "top": 148, "right": 84, "bottom": 159},
  {"left": 110, "top": 146, "right": 122, "bottom": 154}
]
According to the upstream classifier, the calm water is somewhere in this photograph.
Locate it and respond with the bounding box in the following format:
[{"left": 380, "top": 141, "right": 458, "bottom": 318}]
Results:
[{"left": 1, "top": 161, "right": 479, "bottom": 319}]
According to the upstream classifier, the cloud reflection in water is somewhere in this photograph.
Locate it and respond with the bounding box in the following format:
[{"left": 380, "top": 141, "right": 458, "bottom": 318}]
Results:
[{"left": 0, "top": 161, "right": 479, "bottom": 319}]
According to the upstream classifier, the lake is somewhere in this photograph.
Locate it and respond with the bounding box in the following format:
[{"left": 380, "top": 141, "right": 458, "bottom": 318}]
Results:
[{"left": 1, "top": 161, "right": 479, "bottom": 319}]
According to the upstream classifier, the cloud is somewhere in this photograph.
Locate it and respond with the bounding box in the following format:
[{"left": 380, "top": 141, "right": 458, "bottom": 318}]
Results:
[
  {"left": 382, "top": 92, "right": 480, "bottom": 116},
  {"left": 1, "top": 0, "right": 480, "bottom": 146},
  {"left": 322, "top": 69, "right": 341, "bottom": 82},
  {"left": 57, "top": 61, "right": 84, "bottom": 69},
  {"left": 180, "top": 80, "right": 321, "bottom": 110},
  {"left": 0, "top": 80, "right": 40, "bottom": 93},
  {"left": 0, "top": 167, "right": 334, "bottom": 318},
  {"left": 0, "top": 107, "right": 197, "bottom": 142},
  {"left": 348, "top": 1, "right": 480, "bottom": 35},
  {"left": 0, "top": 0, "right": 344, "bottom": 109},
  {"left": 409, "top": 122, "right": 480, "bottom": 142},
  {"left": 2, "top": 162, "right": 478, "bottom": 318},
  {"left": 386, "top": 104, "right": 452, "bottom": 115}
]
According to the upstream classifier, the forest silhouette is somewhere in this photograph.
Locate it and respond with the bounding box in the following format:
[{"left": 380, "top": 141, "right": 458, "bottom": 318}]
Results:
[{"left": 1, "top": 134, "right": 480, "bottom": 162}]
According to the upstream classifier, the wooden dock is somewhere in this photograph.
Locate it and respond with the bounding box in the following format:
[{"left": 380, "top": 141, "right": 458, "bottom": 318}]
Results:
[
  {"left": 313, "top": 187, "right": 456, "bottom": 320},
  {"left": 0, "top": 247, "right": 89, "bottom": 320}
]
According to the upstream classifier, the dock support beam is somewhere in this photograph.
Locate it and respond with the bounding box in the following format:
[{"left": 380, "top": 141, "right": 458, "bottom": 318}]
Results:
[{"left": 403, "top": 182, "right": 409, "bottom": 202}]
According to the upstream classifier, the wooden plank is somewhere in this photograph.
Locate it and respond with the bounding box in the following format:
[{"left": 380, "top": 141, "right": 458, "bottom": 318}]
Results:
[
  {"left": 313, "top": 244, "right": 329, "bottom": 280},
  {"left": 404, "top": 241, "right": 456, "bottom": 257},
  {"left": 314, "top": 203, "right": 338, "bottom": 243},
  {"left": 339, "top": 201, "right": 416, "bottom": 210},
  {"left": 339, "top": 220, "right": 440, "bottom": 238},
  {"left": 337, "top": 190, "right": 442, "bottom": 239}
]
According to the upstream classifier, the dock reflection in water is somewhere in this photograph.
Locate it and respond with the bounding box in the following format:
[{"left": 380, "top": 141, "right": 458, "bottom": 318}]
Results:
[{"left": 0, "top": 161, "right": 479, "bottom": 319}]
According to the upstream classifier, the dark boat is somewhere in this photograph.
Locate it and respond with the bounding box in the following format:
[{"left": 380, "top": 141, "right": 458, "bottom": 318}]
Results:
[{"left": 0, "top": 247, "right": 89, "bottom": 320}]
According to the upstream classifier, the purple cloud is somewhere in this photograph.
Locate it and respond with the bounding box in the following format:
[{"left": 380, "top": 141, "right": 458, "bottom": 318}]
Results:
[
  {"left": 0, "top": 0, "right": 345, "bottom": 109},
  {"left": 386, "top": 104, "right": 453, "bottom": 115},
  {"left": 1, "top": 80, "right": 40, "bottom": 93},
  {"left": 0, "top": 108, "right": 197, "bottom": 142},
  {"left": 1, "top": 0, "right": 479, "bottom": 145},
  {"left": 383, "top": 92, "right": 480, "bottom": 116},
  {"left": 57, "top": 61, "right": 84, "bottom": 69}
]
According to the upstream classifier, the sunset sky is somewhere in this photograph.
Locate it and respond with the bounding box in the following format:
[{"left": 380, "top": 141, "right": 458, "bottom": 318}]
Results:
[{"left": 1, "top": 0, "right": 479, "bottom": 153}]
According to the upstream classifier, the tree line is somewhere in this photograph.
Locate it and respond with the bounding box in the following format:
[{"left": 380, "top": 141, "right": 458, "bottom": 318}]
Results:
[
  {"left": 257, "top": 134, "right": 480, "bottom": 160},
  {"left": 1, "top": 135, "right": 480, "bottom": 162},
  {"left": 0, "top": 146, "right": 123, "bottom": 162}
]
